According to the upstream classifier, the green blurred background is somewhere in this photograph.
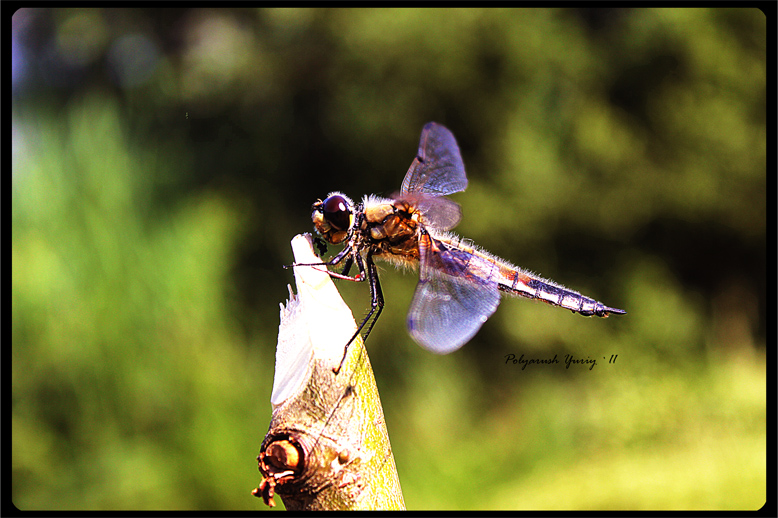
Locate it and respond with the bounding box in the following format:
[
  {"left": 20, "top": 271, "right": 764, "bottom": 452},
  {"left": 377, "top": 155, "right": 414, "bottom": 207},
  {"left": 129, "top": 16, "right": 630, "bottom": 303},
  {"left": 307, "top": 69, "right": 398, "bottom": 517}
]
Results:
[{"left": 11, "top": 7, "right": 766, "bottom": 511}]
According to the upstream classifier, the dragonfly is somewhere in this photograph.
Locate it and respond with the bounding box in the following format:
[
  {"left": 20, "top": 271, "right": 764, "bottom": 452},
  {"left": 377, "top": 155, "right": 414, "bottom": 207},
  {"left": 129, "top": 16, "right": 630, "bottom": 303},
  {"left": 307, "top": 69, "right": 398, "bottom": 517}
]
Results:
[{"left": 293, "top": 122, "right": 625, "bottom": 373}]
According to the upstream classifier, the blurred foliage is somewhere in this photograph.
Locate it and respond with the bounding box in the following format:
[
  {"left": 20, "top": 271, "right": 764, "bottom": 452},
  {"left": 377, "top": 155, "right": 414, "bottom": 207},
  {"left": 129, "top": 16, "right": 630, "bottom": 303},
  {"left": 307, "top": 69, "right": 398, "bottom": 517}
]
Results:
[{"left": 12, "top": 7, "right": 766, "bottom": 510}]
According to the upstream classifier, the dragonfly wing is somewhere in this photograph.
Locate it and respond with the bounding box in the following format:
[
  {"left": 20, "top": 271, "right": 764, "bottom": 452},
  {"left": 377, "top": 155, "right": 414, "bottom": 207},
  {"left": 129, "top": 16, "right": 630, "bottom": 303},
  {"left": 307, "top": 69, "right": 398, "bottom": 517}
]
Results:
[
  {"left": 395, "top": 193, "right": 462, "bottom": 231},
  {"left": 401, "top": 122, "right": 468, "bottom": 197},
  {"left": 407, "top": 232, "right": 501, "bottom": 354}
]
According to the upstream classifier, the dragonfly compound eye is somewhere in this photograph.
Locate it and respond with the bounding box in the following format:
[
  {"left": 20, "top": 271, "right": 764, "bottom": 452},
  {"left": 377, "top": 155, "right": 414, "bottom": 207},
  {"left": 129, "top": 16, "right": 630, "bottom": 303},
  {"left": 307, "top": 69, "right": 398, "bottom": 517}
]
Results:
[{"left": 322, "top": 195, "right": 352, "bottom": 231}]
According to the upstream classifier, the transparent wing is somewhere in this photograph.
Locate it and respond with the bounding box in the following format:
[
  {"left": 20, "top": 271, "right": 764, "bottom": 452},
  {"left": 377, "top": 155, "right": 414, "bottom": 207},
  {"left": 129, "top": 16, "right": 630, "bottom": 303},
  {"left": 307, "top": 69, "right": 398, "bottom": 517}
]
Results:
[
  {"left": 401, "top": 122, "right": 468, "bottom": 196},
  {"left": 395, "top": 192, "right": 462, "bottom": 231},
  {"left": 406, "top": 232, "right": 501, "bottom": 354}
]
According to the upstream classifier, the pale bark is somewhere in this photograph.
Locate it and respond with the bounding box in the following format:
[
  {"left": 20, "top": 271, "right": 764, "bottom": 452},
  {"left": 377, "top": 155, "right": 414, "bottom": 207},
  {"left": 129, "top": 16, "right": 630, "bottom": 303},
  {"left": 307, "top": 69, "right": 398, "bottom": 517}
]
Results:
[{"left": 254, "top": 234, "right": 404, "bottom": 510}]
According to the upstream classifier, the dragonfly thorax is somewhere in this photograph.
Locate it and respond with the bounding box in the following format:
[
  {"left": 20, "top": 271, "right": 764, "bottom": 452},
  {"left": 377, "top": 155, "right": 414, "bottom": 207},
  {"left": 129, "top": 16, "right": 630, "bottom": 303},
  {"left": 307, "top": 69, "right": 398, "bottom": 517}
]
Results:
[{"left": 363, "top": 199, "right": 420, "bottom": 244}]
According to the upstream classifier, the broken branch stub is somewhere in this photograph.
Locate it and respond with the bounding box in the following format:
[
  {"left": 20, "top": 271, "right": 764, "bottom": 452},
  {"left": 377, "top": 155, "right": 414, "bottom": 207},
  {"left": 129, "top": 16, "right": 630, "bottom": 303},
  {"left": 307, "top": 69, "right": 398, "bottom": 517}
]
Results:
[{"left": 254, "top": 234, "right": 404, "bottom": 510}]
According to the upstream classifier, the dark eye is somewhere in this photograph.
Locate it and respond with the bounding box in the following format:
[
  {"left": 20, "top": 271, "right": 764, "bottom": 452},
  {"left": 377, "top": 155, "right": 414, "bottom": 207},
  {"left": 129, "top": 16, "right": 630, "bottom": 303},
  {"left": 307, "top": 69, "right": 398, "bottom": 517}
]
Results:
[{"left": 321, "top": 195, "right": 352, "bottom": 231}]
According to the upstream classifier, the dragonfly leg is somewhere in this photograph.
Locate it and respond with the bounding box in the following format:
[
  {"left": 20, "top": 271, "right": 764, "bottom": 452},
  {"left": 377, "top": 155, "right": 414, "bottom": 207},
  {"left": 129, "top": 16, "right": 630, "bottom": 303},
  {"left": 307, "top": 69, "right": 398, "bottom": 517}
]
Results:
[
  {"left": 337, "top": 256, "right": 354, "bottom": 277},
  {"left": 323, "top": 254, "right": 367, "bottom": 282},
  {"left": 286, "top": 244, "right": 366, "bottom": 282},
  {"left": 335, "top": 252, "right": 384, "bottom": 374},
  {"left": 285, "top": 243, "right": 353, "bottom": 269}
]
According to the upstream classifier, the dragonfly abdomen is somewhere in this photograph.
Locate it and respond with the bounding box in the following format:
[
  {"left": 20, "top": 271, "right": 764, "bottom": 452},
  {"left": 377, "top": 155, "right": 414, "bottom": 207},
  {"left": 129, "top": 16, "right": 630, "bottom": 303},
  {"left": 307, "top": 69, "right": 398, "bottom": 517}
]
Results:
[{"left": 500, "top": 272, "right": 625, "bottom": 318}]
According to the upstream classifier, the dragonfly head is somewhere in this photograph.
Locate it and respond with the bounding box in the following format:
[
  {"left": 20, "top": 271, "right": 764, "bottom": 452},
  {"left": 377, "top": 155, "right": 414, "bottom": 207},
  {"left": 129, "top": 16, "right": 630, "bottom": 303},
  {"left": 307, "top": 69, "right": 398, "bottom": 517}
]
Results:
[{"left": 311, "top": 192, "right": 354, "bottom": 245}]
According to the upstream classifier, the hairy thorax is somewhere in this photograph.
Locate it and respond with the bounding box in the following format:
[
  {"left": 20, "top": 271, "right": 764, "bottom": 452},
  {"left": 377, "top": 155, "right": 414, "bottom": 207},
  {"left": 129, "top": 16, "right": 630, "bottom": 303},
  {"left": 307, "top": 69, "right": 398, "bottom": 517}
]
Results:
[{"left": 361, "top": 197, "right": 420, "bottom": 267}]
